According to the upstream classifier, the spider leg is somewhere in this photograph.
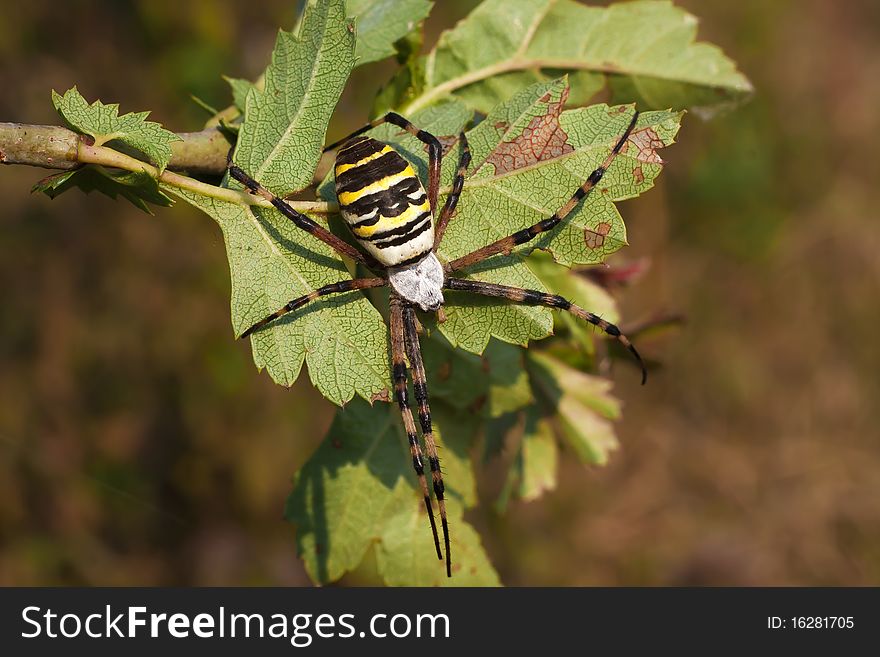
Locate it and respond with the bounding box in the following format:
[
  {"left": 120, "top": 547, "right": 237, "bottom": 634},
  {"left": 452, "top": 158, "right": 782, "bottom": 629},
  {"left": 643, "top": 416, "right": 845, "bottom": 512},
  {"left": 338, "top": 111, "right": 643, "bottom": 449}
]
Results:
[
  {"left": 445, "top": 277, "right": 647, "bottom": 384},
  {"left": 226, "top": 159, "right": 374, "bottom": 268},
  {"left": 446, "top": 111, "right": 639, "bottom": 273},
  {"left": 389, "top": 295, "right": 443, "bottom": 563},
  {"left": 402, "top": 303, "right": 452, "bottom": 578},
  {"left": 324, "top": 112, "right": 443, "bottom": 216},
  {"left": 239, "top": 277, "right": 386, "bottom": 339},
  {"left": 433, "top": 132, "right": 471, "bottom": 249}
]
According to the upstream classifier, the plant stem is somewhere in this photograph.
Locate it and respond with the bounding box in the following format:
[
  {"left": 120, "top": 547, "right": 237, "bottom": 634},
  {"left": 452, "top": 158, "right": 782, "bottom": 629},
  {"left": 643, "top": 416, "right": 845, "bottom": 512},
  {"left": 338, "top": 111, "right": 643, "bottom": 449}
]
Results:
[
  {"left": 0, "top": 122, "right": 338, "bottom": 215},
  {"left": 0, "top": 123, "right": 80, "bottom": 170},
  {"left": 1, "top": 122, "right": 231, "bottom": 172}
]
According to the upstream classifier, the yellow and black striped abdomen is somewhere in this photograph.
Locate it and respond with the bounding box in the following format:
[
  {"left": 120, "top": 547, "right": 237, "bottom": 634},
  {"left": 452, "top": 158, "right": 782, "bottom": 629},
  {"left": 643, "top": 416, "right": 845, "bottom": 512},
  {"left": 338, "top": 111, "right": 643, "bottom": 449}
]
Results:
[{"left": 335, "top": 136, "right": 433, "bottom": 267}]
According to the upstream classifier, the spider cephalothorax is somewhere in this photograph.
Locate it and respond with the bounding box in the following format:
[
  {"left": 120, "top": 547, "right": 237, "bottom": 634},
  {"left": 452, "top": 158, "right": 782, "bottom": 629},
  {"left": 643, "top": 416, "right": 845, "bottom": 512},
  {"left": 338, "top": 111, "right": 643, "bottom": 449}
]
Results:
[{"left": 228, "top": 110, "right": 645, "bottom": 578}]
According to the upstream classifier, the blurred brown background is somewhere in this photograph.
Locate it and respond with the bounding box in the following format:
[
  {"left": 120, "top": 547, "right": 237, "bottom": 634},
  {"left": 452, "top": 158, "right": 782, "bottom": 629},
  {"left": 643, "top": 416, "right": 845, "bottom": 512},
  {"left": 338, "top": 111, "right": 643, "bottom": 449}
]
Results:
[{"left": 1, "top": 0, "right": 878, "bottom": 586}]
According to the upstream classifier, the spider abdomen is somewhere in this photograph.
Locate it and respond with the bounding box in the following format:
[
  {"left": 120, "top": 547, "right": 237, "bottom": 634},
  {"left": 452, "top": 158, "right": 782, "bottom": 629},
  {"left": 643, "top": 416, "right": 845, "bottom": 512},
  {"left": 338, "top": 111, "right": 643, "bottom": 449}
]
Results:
[{"left": 335, "top": 136, "right": 433, "bottom": 268}]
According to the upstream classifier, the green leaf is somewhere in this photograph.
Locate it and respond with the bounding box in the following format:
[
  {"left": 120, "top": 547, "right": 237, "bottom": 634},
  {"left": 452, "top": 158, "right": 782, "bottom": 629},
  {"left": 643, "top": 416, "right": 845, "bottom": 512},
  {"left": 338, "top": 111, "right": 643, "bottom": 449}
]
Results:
[
  {"left": 401, "top": 0, "right": 752, "bottom": 115},
  {"left": 517, "top": 407, "right": 559, "bottom": 501},
  {"left": 285, "top": 401, "right": 412, "bottom": 583},
  {"left": 51, "top": 86, "right": 180, "bottom": 172},
  {"left": 187, "top": 0, "right": 389, "bottom": 404},
  {"left": 483, "top": 412, "right": 517, "bottom": 466},
  {"left": 33, "top": 167, "right": 173, "bottom": 215},
  {"left": 439, "top": 78, "right": 677, "bottom": 354},
  {"left": 420, "top": 333, "right": 487, "bottom": 411},
  {"left": 223, "top": 75, "right": 255, "bottom": 113},
  {"left": 169, "top": 188, "right": 390, "bottom": 405},
  {"left": 427, "top": 400, "right": 479, "bottom": 506},
  {"left": 484, "top": 340, "right": 534, "bottom": 417},
  {"left": 498, "top": 406, "right": 558, "bottom": 510},
  {"left": 528, "top": 351, "right": 621, "bottom": 465},
  {"left": 286, "top": 399, "right": 492, "bottom": 585},
  {"left": 444, "top": 78, "right": 678, "bottom": 265},
  {"left": 420, "top": 333, "right": 533, "bottom": 419},
  {"left": 346, "top": 0, "right": 433, "bottom": 65},
  {"left": 233, "top": 0, "right": 356, "bottom": 196},
  {"left": 377, "top": 498, "right": 500, "bottom": 586}
]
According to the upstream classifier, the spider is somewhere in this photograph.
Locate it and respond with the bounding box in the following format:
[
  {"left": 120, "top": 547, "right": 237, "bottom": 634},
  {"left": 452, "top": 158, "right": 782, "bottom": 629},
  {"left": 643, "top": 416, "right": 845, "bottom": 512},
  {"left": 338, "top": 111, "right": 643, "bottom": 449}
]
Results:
[{"left": 227, "top": 110, "right": 645, "bottom": 578}]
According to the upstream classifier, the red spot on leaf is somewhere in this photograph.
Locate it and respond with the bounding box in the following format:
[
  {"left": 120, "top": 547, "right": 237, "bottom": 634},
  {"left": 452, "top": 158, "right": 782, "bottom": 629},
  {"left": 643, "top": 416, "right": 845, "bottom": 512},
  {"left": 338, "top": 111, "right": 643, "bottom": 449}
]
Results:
[
  {"left": 437, "top": 135, "right": 459, "bottom": 157},
  {"left": 633, "top": 165, "right": 645, "bottom": 184},
  {"left": 369, "top": 388, "right": 390, "bottom": 404},
  {"left": 486, "top": 88, "right": 574, "bottom": 175},
  {"left": 585, "top": 222, "right": 611, "bottom": 250},
  {"left": 624, "top": 128, "right": 664, "bottom": 164},
  {"left": 421, "top": 135, "right": 460, "bottom": 158}
]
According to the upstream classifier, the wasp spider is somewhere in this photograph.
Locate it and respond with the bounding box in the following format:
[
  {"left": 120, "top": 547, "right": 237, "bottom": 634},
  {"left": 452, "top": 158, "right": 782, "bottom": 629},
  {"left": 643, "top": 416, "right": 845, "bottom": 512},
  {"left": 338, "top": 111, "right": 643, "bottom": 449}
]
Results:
[{"left": 228, "top": 110, "right": 645, "bottom": 578}]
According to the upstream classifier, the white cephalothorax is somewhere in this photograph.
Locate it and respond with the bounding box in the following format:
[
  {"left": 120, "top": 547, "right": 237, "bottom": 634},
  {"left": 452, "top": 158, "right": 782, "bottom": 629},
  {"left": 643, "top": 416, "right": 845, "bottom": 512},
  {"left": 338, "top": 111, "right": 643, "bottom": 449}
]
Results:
[{"left": 387, "top": 252, "right": 445, "bottom": 311}]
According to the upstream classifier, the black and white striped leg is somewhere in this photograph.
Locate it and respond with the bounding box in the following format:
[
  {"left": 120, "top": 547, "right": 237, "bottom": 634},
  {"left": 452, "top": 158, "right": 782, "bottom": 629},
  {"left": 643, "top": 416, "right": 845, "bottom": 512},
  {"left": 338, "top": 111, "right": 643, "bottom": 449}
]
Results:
[
  {"left": 402, "top": 303, "right": 451, "bottom": 578},
  {"left": 445, "top": 277, "right": 647, "bottom": 384},
  {"left": 324, "top": 112, "right": 443, "bottom": 216},
  {"left": 227, "top": 161, "right": 374, "bottom": 268},
  {"left": 446, "top": 111, "right": 639, "bottom": 273},
  {"left": 433, "top": 131, "right": 471, "bottom": 249},
  {"left": 389, "top": 295, "right": 443, "bottom": 563},
  {"left": 239, "top": 277, "right": 386, "bottom": 339}
]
